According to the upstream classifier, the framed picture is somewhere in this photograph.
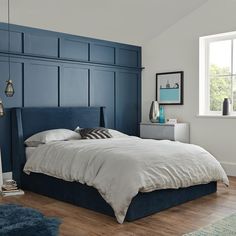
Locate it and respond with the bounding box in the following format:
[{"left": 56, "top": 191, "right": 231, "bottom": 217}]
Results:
[{"left": 156, "top": 71, "right": 184, "bottom": 105}]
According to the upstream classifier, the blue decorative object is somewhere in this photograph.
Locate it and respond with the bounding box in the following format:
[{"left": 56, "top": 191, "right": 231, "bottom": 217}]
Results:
[
  {"left": 160, "top": 88, "right": 179, "bottom": 102},
  {"left": 159, "top": 106, "right": 165, "bottom": 123},
  {"left": 0, "top": 203, "right": 61, "bottom": 236}
]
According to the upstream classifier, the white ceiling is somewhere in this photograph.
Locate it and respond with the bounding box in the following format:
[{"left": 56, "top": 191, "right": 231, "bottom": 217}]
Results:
[{"left": 0, "top": 0, "right": 208, "bottom": 45}]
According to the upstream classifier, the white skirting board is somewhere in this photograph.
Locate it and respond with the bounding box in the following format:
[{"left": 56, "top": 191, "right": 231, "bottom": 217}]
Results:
[{"left": 221, "top": 162, "right": 236, "bottom": 177}]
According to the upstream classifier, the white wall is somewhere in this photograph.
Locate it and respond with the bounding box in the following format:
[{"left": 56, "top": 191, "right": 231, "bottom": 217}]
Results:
[
  {"left": 142, "top": 0, "right": 236, "bottom": 176},
  {"left": 0, "top": 0, "right": 207, "bottom": 45}
]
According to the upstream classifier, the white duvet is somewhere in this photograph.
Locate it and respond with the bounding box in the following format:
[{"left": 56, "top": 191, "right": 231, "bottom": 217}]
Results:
[{"left": 24, "top": 137, "right": 229, "bottom": 223}]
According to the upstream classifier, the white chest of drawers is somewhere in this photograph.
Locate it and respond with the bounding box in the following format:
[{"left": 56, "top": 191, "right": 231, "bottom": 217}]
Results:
[{"left": 140, "top": 122, "right": 190, "bottom": 143}]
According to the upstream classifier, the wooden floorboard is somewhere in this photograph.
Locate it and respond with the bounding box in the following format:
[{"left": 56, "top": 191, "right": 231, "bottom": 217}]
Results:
[{"left": 1, "top": 177, "right": 235, "bottom": 236}]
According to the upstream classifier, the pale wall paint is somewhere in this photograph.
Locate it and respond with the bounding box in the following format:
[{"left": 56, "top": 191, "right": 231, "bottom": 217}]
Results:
[
  {"left": 142, "top": 0, "right": 236, "bottom": 175},
  {"left": 0, "top": 0, "right": 207, "bottom": 45}
]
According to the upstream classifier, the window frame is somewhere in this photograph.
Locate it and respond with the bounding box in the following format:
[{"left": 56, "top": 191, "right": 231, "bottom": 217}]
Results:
[{"left": 199, "top": 31, "right": 236, "bottom": 116}]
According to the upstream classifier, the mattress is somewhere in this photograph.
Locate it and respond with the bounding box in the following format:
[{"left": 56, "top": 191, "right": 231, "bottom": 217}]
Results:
[{"left": 23, "top": 137, "right": 228, "bottom": 223}]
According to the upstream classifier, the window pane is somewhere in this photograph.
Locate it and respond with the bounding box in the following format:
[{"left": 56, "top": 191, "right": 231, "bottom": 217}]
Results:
[
  {"left": 210, "top": 76, "right": 231, "bottom": 111},
  {"left": 234, "top": 39, "right": 236, "bottom": 74},
  {"left": 209, "top": 40, "right": 231, "bottom": 76},
  {"left": 233, "top": 76, "right": 236, "bottom": 111}
]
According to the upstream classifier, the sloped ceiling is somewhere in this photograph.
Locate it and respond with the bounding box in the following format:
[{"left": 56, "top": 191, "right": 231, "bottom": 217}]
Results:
[{"left": 0, "top": 0, "right": 208, "bottom": 45}]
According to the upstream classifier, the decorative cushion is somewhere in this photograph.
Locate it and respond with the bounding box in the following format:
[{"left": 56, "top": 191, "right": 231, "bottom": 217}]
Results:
[
  {"left": 75, "top": 126, "right": 128, "bottom": 139},
  {"left": 79, "top": 128, "right": 112, "bottom": 139},
  {"left": 25, "top": 129, "right": 81, "bottom": 147}
]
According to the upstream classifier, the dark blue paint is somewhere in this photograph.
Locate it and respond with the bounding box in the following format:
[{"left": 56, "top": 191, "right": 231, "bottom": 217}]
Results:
[
  {"left": 0, "top": 110, "right": 12, "bottom": 172},
  {"left": 60, "top": 65, "right": 89, "bottom": 106},
  {"left": 90, "top": 43, "right": 115, "bottom": 64},
  {"left": 0, "top": 29, "right": 22, "bottom": 53},
  {"left": 60, "top": 38, "right": 89, "bottom": 61},
  {"left": 0, "top": 59, "right": 23, "bottom": 107},
  {"left": 24, "top": 33, "right": 59, "bottom": 57},
  {"left": 116, "top": 71, "right": 139, "bottom": 135},
  {"left": 24, "top": 62, "right": 59, "bottom": 107},
  {"left": 0, "top": 23, "right": 141, "bottom": 68},
  {"left": 90, "top": 68, "right": 115, "bottom": 128},
  {"left": 118, "top": 48, "right": 138, "bottom": 67},
  {"left": 0, "top": 23, "right": 142, "bottom": 172}
]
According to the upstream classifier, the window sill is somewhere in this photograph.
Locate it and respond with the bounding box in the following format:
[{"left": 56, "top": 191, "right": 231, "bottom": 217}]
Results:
[{"left": 197, "top": 114, "right": 236, "bottom": 119}]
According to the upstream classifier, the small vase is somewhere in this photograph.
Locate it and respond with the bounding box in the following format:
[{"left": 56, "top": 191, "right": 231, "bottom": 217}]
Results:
[
  {"left": 149, "top": 101, "right": 159, "bottom": 123},
  {"left": 159, "top": 106, "right": 165, "bottom": 123},
  {"left": 222, "top": 98, "right": 230, "bottom": 115}
]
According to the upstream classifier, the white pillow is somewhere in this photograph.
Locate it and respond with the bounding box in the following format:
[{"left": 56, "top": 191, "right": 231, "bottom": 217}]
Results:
[
  {"left": 75, "top": 126, "right": 81, "bottom": 132},
  {"left": 25, "top": 129, "right": 81, "bottom": 147}
]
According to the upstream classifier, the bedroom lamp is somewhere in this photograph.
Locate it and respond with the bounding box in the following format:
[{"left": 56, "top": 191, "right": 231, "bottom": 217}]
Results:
[
  {"left": 5, "top": 80, "right": 14, "bottom": 97},
  {"left": 5, "top": 0, "right": 15, "bottom": 97},
  {"left": 1, "top": 0, "right": 14, "bottom": 117}
]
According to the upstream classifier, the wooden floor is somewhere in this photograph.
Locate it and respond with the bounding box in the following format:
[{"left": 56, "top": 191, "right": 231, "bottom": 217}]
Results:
[{"left": 1, "top": 177, "right": 236, "bottom": 236}]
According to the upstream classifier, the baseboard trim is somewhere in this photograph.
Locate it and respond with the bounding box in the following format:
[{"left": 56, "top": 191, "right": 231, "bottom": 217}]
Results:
[
  {"left": 220, "top": 162, "right": 236, "bottom": 177},
  {"left": 3, "top": 172, "right": 13, "bottom": 181}
]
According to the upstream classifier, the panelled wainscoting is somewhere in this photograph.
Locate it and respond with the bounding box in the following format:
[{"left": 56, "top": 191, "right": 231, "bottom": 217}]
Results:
[{"left": 0, "top": 23, "right": 142, "bottom": 172}]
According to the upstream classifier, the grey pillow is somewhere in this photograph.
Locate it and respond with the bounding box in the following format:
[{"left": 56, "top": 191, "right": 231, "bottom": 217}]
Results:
[{"left": 79, "top": 128, "right": 112, "bottom": 139}]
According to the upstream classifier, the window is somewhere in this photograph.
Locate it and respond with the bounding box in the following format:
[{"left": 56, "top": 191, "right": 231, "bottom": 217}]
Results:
[{"left": 199, "top": 32, "right": 236, "bottom": 115}]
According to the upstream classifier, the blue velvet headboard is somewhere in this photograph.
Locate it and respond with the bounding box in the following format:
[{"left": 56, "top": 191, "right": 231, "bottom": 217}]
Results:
[{"left": 11, "top": 106, "right": 106, "bottom": 186}]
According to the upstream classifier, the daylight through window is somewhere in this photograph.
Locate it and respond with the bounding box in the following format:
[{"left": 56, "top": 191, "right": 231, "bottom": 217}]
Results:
[{"left": 199, "top": 32, "right": 236, "bottom": 115}]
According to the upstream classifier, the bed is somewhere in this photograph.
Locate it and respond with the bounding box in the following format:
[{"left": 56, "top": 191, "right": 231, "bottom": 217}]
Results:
[{"left": 11, "top": 107, "right": 228, "bottom": 223}]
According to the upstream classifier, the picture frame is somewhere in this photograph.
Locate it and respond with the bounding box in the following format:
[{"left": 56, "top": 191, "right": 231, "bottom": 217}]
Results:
[{"left": 156, "top": 71, "right": 184, "bottom": 105}]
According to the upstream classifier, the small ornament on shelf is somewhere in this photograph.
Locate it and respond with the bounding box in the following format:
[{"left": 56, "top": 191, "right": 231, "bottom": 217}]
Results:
[
  {"left": 159, "top": 106, "right": 165, "bottom": 123},
  {"left": 149, "top": 101, "right": 160, "bottom": 123},
  {"left": 222, "top": 98, "right": 231, "bottom": 116},
  {"left": 166, "top": 118, "right": 178, "bottom": 124}
]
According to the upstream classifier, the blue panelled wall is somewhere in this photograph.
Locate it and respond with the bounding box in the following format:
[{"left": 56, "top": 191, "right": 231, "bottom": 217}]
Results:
[{"left": 0, "top": 23, "right": 142, "bottom": 172}]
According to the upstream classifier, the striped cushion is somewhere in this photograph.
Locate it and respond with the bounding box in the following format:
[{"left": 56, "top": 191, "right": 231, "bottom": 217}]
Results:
[{"left": 79, "top": 128, "right": 112, "bottom": 139}]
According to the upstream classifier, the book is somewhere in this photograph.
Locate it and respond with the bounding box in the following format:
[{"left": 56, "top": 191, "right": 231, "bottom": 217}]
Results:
[
  {"left": 1, "top": 189, "right": 24, "bottom": 197},
  {"left": 2, "top": 185, "right": 18, "bottom": 191},
  {"left": 1, "top": 189, "right": 21, "bottom": 193}
]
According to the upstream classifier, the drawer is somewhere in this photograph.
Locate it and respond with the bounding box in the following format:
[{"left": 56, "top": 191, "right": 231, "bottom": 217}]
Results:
[{"left": 140, "top": 125, "right": 175, "bottom": 140}]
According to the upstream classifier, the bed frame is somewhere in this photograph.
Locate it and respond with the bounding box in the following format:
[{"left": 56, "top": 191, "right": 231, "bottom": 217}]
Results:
[{"left": 11, "top": 107, "right": 217, "bottom": 222}]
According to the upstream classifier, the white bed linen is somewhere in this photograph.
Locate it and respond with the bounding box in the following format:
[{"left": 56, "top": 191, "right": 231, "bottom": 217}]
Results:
[
  {"left": 24, "top": 137, "right": 229, "bottom": 223},
  {"left": 25, "top": 147, "right": 37, "bottom": 160}
]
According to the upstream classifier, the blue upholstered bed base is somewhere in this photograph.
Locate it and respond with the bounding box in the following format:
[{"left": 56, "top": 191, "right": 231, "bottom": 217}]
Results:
[
  {"left": 22, "top": 173, "right": 217, "bottom": 221},
  {"left": 12, "top": 107, "right": 217, "bottom": 222}
]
